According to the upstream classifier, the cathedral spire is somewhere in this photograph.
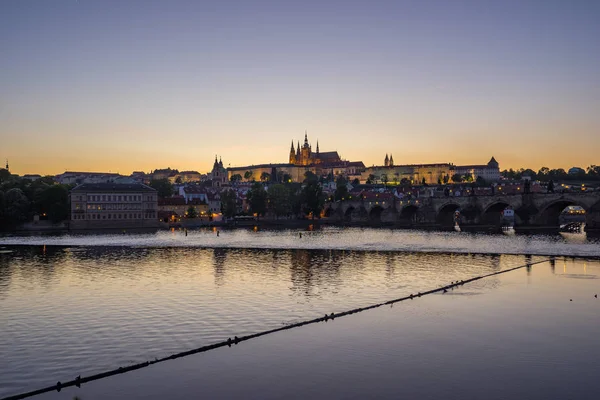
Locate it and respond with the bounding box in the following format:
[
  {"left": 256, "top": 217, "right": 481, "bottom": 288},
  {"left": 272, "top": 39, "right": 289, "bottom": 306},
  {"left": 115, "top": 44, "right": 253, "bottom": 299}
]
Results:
[
  {"left": 316, "top": 140, "right": 319, "bottom": 154},
  {"left": 5, "top": 159, "right": 8, "bottom": 171},
  {"left": 389, "top": 154, "right": 394, "bottom": 167},
  {"left": 304, "top": 130, "right": 308, "bottom": 146},
  {"left": 290, "top": 140, "right": 295, "bottom": 152},
  {"left": 384, "top": 153, "right": 389, "bottom": 167}
]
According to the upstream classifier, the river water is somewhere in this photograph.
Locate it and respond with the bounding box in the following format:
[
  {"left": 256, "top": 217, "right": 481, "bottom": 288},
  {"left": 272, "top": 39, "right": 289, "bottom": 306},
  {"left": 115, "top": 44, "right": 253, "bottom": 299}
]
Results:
[{"left": 1, "top": 227, "right": 599, "bottom": 398}]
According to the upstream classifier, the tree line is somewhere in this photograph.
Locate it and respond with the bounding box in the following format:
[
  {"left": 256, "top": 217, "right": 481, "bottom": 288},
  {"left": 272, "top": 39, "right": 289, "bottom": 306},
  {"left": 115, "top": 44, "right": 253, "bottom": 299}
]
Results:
[
  {"left": 220, "top": 171, "right": 328, "bottom": 220},
  {"left": 0, "top": 170, "right": 71, "bottom": 228},
  {"left": 501, "top": 165, "right": 600, "bottom": 182}
]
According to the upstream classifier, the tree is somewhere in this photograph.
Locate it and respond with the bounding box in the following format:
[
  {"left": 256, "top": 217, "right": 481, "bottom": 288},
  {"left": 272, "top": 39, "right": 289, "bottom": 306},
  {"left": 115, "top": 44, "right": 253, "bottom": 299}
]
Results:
[
  {"left": 230, "top": 174, "right": 242, "bottom": 183},
  {"left": 244, "top": 171, "right": 253, "bottom": 181},
  {"left": 247, "top": 182, "right": 267, "bottom": 218},
  {"left": 443, "top": 175, "right": 450, "bottom": 184},
  {"left": 301, "top": 178, "right": 324, "bottom": 219},
  {"left": 352, "top": 178, "right": 360, "bottom": 185},
  {"left": 304, "top": 171, "right": 318, "bottom": 183},
  {"left": 220, "top": 189, "right": 237, "bottom": 218},
  {"left": 437, "top": 177, "right": 442, "bottom": 185},
  {"left": 175, "top": 176, "right": 182, "bottom": 184},
  {"left": 186, "top": 206, "right": 198, "bottom": 218},
  {"left": 381, "top": 174, "right": 388, "bottom": 187},
  {"left": 334, "top": 176, "right": 348, "bottom": 201},
  {"left": 366, "top": 174, "right": 375, "bottom": 185},
  {"left": 537, "top": 167, "right": 550, "bottom": 180},
  {"left": 260, "top": 172, "right": 271, "bottom": 182},
  {"left": 282, "top": 173, "right": 292, "bottom": 183},
  {"left": 587, "top": 165, "right": 600, "bottom": 179},
  {"left": 521, "top": 169, "right": 537, "bottom": 180},
  {"left": 421, "top": 177, "right": 427, "bottom": 186},
  {"left": 475, "top": 176, "right": 487, "bottom": 187},
  {"left": 400, "top": 178, "right": 410, "bottom": 186},
  {"left": 463, "top": 173, "right": 473, "bottom": 183},
  {"left": 267, "top": 184, "right": 291, "bottom": 218},
  {"left": 149, "top": 179, "right": 174, "bottom": 198},
  {"left": 4, "top": 188, "right": 30, "bottom": 223},
  {"left": 451, "top": 173, "right": 463, "bottom": 183},
  {"left": 37, "top": 185, "right": 69, "bottom": 223},
  {"left": 547, "top": 180, "right": 555, "bottom": 193}
]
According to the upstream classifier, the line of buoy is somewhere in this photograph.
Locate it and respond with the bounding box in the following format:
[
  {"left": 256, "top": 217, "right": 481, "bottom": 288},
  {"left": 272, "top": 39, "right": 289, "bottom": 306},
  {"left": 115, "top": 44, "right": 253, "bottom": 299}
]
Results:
[{"left": 0, "top": 258, "right": 551, "bottom": 400}]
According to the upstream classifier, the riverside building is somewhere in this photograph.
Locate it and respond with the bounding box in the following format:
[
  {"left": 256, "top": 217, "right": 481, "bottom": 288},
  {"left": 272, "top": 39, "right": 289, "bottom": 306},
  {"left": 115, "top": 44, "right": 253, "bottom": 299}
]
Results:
[{"left": 69, "top": 183, "right": 159, "bottom": 230}]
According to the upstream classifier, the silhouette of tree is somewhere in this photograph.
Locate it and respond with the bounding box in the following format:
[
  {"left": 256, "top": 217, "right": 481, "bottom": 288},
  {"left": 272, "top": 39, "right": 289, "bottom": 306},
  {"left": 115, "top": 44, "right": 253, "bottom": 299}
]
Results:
[
  {"left": 260, "top": 172, "right": 270, "bottom": 182},
  {"left": 186, "top": 206, "right": 198, "bottom": 218},
  {"left": 149, "top": 179, "right": 174, "bottom": 198},
  {"left": 247, "top": 183, "right": 267, "bottom": 218},
  {"left": 268, "top": 184, "right": 291, "bottom": 218},
  {"left": 334, "top": 176, "right": 348, "bottom": 201},
  {"left": 220, "top": 189, "right": 237, "bottom": 218}
]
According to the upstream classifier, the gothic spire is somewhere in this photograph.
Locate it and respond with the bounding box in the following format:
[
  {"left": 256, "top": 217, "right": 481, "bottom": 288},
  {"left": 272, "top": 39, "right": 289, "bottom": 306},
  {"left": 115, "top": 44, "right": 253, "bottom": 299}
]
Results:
[
  {"left": 316, "top": 140, "right": 319, "bottom": 154},
  {"left": 389, "top": 154, "right": 394, "bottom": 166},
  {"left": 304, "top": 130, "right": 308, "bottom": 146},
  {"left": 290, "top": 140, "right": 295, "bottom": 152}
]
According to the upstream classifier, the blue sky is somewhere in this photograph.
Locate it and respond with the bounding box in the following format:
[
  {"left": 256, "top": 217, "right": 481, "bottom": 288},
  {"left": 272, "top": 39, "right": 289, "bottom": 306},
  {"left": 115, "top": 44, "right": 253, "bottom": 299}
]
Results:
[{"left": 1, "top": 0, "right": 599, "bottom": 174}]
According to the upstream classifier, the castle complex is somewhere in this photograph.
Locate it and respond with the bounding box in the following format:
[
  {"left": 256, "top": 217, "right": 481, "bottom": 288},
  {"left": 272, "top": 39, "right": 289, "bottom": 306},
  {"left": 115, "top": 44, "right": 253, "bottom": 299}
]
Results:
[{"left": 226, "top": 132, "right": 500, "bottom": 184}]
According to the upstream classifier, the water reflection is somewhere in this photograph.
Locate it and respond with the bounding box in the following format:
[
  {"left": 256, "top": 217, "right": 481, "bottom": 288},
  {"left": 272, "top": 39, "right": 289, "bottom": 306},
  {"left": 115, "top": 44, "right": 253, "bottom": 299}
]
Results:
[{"left": 0, "top": 243, "right": 556, "bottom": 398}]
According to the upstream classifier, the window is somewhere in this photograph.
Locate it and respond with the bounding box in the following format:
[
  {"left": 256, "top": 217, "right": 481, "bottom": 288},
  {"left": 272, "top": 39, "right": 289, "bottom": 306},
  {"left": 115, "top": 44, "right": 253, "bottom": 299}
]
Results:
[
  {"left": 108, "top": 214, "right": 111, "bottom": 219},
  {"left": 102, "top": 195, "right": 106, "bottom": 201}
]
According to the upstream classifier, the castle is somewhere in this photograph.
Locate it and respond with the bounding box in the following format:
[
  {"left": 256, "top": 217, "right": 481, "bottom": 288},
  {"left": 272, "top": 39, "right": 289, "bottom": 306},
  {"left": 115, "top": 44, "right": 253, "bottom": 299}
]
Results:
[{"left": 289, "top": 132, "right": 342, "bottom": 166}]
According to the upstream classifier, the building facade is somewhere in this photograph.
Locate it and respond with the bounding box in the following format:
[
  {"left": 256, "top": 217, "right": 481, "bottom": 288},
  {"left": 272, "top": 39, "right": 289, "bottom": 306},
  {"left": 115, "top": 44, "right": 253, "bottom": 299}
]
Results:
[
  {"left": 362, "top": 163, "right": 453, "bottom": 185},
  {"left": 454, "top": 157, "right": 500, "bottom": 182},
  {"left": 69, "top": 183, "right": 159, "bottom": 230}
]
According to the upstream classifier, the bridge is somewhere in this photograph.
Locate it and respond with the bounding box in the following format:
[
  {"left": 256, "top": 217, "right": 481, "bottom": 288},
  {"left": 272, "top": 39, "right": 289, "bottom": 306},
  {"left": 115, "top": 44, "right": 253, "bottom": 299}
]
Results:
[{"left": 323, "top": 192, "right": 600, "bottom": 229}]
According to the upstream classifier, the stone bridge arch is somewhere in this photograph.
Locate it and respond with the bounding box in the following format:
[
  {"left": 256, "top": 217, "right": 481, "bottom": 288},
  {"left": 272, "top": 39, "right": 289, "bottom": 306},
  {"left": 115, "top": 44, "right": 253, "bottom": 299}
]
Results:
[
  {"left": 399, "top": 204, "right": 420, "bottom": 223},
  {"left": 436, "top": 202, "right": 461, "bottom": 227},
  {"left": 535, "top": 199, "right": 586, "bottom": 227},
  {"left": 369, "top": 205, "right": 385, "bottom": 224},
  {"left": 481, "top": 201, "right": 511, "bottom": 225}
]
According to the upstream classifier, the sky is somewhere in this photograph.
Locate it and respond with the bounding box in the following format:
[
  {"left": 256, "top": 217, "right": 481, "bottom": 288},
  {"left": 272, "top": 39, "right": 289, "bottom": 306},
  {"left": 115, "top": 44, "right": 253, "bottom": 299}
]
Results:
[{"left": 1, "top": 0, "right": 599, "bottom": 176}]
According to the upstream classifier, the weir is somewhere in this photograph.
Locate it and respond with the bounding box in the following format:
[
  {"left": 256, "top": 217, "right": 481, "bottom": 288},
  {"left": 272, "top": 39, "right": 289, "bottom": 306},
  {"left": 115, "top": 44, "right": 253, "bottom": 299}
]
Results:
[{"left": 0, "top": 258, "right": 551, "bottom": 400}]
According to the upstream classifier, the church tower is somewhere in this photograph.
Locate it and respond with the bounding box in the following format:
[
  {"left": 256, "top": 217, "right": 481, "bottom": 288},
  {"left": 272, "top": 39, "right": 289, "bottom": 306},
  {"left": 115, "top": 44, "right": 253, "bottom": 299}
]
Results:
[
  {"left": 384, "top": 154, "right": 389, "bottom": 167},
  {"left": 389, "top": 154, "right": 394, "bottom": 167},
  {"left": 301, "top": 131, "right": 311, "bottom": 165},
  {"left": 289, "top": 141, "right": 297, "bottom": 164}
]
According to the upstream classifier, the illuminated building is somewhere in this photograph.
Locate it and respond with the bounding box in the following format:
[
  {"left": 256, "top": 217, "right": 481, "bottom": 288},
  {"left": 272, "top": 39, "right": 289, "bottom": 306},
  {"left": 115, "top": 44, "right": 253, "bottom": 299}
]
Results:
[{"left": 69, "top": 183, "right": 159, "bottom": 230}]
